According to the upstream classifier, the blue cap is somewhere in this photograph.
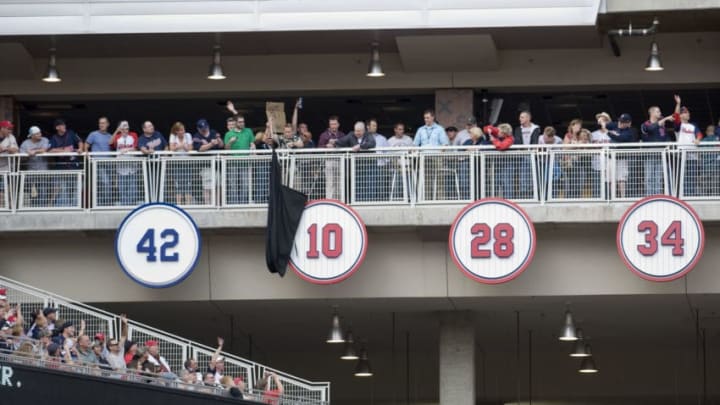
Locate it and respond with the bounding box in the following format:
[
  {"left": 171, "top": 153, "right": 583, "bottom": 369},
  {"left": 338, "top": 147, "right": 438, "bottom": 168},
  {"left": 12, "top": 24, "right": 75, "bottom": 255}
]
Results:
[
  {"left": 619, "top": 113, "right": 632, "bottom": 122},
  {"left": 196, "top": 119, "right": 209, "bottom": 129}
]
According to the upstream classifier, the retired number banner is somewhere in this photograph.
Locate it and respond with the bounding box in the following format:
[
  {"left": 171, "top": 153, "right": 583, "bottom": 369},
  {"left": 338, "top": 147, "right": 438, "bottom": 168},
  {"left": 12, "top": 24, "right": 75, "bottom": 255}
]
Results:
[
  {"left": 289, "top": 200, "right": 368, "bottom": 284},
  {"left": 617, "top": 195, "right": 705, "bottom": 282},
  {"left": 449, "top": 198, "right": 536, "bottom": 284}
]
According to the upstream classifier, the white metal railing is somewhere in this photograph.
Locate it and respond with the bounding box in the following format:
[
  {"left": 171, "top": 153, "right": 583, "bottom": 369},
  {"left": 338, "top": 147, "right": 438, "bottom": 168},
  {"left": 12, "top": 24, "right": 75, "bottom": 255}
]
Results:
[
  {"left": 0, "top": 275, "right": 331, "bottom": 404},
  {"left": 1, "top": 143, "right": 719, "bottom": 211}
]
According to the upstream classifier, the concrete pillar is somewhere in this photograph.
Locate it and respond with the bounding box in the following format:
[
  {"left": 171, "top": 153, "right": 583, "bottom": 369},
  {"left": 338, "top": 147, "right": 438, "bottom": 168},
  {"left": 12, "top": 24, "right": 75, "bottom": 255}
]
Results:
[
  {"left": 0, "top": 97, "right": 14, "bottom": 121},
  {"left": 434, "top": 89, "right": 474, "bottom": 130},
  {"left": 439, "top": 311, "right": 475, "bottom": 405}
]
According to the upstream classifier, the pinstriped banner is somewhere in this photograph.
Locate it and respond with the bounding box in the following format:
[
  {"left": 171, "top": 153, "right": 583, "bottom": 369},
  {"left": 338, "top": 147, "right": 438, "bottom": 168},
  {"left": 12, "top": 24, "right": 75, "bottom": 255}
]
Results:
[
  {"left": 289, "top": 199, "right": 368, "bottom": 285},
  {"left": 449, "top": 198, "right": 537, "bottom": 284},
  {"left": 617, "top": 195, "right": 705, "bottom": 282}
]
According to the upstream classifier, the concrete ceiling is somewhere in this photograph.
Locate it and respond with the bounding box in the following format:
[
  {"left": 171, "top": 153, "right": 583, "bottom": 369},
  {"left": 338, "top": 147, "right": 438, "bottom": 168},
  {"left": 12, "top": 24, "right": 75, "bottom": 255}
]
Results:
[
  {"left": 97, "top": 293, "right": 720, "bottom": 404},
  {"left": 0, "top": 27, "right": 603, "bottom": 59}
]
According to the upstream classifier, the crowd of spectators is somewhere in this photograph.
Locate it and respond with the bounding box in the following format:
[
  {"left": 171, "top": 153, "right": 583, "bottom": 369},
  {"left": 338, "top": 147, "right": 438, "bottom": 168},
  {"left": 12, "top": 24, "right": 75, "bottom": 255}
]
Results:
[
  {"left": 1, "top": 94, "right": 720, "bottom": 205},
  {"left": 0, "top": 289, "right": 284, "bottom": 404}
]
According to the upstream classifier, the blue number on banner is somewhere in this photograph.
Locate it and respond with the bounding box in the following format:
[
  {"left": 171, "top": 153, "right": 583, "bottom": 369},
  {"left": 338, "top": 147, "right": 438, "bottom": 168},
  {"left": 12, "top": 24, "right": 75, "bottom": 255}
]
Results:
[
  {"left": 136, "top": 229, "right": 157, "bottom": 262},
  {"left": 160, "top": 229, "right": 180, "bottom": 262},
  {"left": 136, "top": 228, "right": 180, "bottom": 262}
]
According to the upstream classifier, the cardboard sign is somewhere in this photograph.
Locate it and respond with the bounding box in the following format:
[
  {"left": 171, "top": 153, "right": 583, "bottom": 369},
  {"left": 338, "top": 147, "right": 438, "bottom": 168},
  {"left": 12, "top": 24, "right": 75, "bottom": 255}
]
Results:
[{"left": 265, "top": 102, "right": 286, "bottom": 134}]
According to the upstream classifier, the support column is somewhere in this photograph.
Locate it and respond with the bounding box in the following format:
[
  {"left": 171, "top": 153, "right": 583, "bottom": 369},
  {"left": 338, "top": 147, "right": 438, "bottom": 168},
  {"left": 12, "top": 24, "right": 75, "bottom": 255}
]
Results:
[
  {"left": 0, "top": 97, "right": 14, "bottom": 121},
  {"left": 434, "top": 89, "right": 475, "bottom": 129},
  {"left": 439, "top": 311, "right": 475, "bottom": 405}
]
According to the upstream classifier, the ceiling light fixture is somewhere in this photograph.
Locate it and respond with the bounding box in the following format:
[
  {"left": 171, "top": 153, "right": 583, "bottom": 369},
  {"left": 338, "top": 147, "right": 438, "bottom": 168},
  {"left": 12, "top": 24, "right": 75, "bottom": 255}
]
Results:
[
  {"left": 208, "top": 45, "right": 226, "bottom": 80},
  {"left": 326, "top": 307, "right": 345, "bottom": 344},
  {"left": 645, "top": 41, "right": 664, "bottom": 71},
  {"left": 558, "top": 310, "right": 578, "bottom": 342},
  {"left": 354, "top": 343, "right": 373, "bottom": 377},
  {"left": 579, "top": 355, "right": 599, "bottom": 374},
  {"left": 570, "top": 330, "right": 591, "bottom": 358},
  {"left": 366, "top": 42, "right": 385, "bottom": 78},
  {"left": 42, "top": 47, "right": 61, "bottom": 83},
  {"left": 341, "top": 329, "right": 358, "bottom": 360}
]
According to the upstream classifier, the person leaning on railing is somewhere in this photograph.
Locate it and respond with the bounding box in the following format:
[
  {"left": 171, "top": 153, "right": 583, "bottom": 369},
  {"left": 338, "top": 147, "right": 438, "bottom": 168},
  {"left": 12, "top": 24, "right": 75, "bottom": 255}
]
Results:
[
  {"left": 193, "top": 119, "right": 225, "bottom": 205},
  {"left": 336, "top": 121, "right": 376, "bottom": 202},
  {"left": 602, "top": 113, "right": 638, "bottom": 199},
  {"left": 0, "top": 120, "right": 20, "bottom": 206},
  {"left": 641, "top": 104, "right": 675, "bottom": 196},
  {"left": 109, "top": 121, "right": 141, "bottom": 206},
  {"left": 168, "top": 121, "right": 195, "bottom": 205},
  {"left": 484, "top": 124, "right": 515, "bottom": 199},
  {"left": 48, "top": 119, "right": 84, "bottom": 207},
  {"left": 700, "top": 124, "right": 720, "bottom": 195}
]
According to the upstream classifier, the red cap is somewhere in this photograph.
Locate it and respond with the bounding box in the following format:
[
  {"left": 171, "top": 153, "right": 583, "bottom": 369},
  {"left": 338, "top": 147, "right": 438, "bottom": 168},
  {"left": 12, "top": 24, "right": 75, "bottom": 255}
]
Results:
[
  {"left": 483, "top": 125, "right": 499, "bottom": 137},
  {"left": 94, "top": 333, "right": 105, "bottom": 341},
  {"left": 145, "top": 340, "right": 159, "bottom": 347},
  {"left": 0, "top": 288, "right": 6, "bottom": 300},
  {"left": 0, "top": 121, "right": 13, "bottom": 129}
]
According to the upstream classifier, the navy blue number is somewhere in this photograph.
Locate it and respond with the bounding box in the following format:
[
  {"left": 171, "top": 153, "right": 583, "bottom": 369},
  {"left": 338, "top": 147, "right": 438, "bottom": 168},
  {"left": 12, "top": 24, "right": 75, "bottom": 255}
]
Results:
[
  {"left": 136, "top": 228, "right": 179, "bottom": 262},
  {"left": 160, "top": 229, "right": 180, "bottom": 262},
  {"left": 136, "top": 229, "right": 157, "bottom": 262}
]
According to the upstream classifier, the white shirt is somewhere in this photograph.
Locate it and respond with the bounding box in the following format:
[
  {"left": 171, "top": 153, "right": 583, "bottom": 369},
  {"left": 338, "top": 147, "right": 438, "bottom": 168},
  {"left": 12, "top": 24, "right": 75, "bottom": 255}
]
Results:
[
  {"left": 147, "top": 354, "right": 173, "bottom": 373},
  {"left": 388, "top": 135, "right": 413, "bottom": 147},
  {"left": 454, "top": 130, "right": 471, "bottom": 146},
  {"left": 169, "top": 132, "right": 193, "bottom": 154},
  {"left": 538, "top": 135, "right": 562, "bottom": 145},
  {"left": 676, "top": 122, "right": 699, "bottom": 160},
  {"left": 591, "top": 129, "right": 611, "bottom": 144}
]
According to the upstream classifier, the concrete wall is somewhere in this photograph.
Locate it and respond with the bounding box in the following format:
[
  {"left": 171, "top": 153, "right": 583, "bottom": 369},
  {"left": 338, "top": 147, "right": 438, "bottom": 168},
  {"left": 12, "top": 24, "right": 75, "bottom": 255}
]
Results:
[{"left": 2, "top": 223, "right": 720, "bottom": 303}]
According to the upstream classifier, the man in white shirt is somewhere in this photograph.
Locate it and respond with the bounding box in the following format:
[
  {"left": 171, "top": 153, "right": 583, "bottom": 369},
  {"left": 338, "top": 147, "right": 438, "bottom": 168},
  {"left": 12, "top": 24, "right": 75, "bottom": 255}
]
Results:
[
  {"left": 672, "top": 95, "right": 702, "bottom": 196},
  {"left": 511, "top": 111, "right": 540, "bottom": 199},
  {"left": 0, "top": 120, "right": 19, "bottom": 207},
  {"left": 145, "top": 340, "right": 178, "bottom": 380},
  {"left": 454, "top": 117, "right": 475, "bottom": 146}
]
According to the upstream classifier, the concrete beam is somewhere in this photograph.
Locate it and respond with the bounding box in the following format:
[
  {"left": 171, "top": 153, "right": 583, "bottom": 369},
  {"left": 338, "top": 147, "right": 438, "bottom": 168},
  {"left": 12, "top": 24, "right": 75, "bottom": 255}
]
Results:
[{"left": 4, "top": 201, "right": 720, "bottom": 233}]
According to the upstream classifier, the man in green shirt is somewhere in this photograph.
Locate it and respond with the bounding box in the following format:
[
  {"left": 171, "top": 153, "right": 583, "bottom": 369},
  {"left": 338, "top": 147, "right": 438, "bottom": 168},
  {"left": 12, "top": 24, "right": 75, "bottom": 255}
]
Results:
[
  {"left": 224, "top": 115, "right": 256, "bottom": 151},
  {"left": 224, "top": 115, "right": 255, "bottom": 204}
]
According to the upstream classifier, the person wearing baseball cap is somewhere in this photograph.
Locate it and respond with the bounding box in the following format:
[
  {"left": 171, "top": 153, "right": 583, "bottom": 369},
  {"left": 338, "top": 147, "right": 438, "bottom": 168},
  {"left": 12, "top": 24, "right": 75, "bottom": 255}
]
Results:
[
  {"left": 192, "top": 119, "right": 224, "bottom": 205},
  {"left": 19, "top": 126, "right": 51, "bottom": 205},
  {"left": 671, "top": 94, "right": 703, "bottom": 196},
  {"left": 454, "top": 116, "right": 477, "bottom": 146},
  {"left": 48, "top": 118, "right": 84, "bottom": 206},
  {"left": 601, "top": 112, "right": 638, "bottom": 198},
  {"left": 0, "top": 120, "right": 19, "bottom": 205}
]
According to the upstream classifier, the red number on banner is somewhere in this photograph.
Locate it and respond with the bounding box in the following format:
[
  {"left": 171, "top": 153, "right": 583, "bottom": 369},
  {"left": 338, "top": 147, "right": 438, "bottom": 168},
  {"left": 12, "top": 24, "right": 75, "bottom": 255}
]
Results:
[
  {"left": 661, "top": 220, "right": 684, "bottom": 256},
  {"left": 494, "top": 223, "right": 515, "bottom": 258},
  {"left": 637, "top": 220, "right": 684, "bottom": 256},
  {"left": 470, "top": 223, "right": 515, "bottom": 259},
  {"left": 307, "top": 223, "right": 343, "bottom": 259},
  {"left": 307, "top": 224, "right": 320, "bottom": 258},
  {"left": 470, "top": 223, "right": 492, "bottom": 258},
  {"left": 322, "top": 223, "right": 343, "bottom": 258},
  {"left": 637, "top": 221, "right": 658, "bottom": 256}
]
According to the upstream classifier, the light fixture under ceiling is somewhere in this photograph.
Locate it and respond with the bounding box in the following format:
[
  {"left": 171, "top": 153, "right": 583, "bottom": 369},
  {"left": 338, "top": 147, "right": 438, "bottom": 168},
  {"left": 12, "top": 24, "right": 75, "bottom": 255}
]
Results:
[
  {"left": 645, "top": 41, "right": 664, "bottom": 72},
  {"left": 558, "top": 310, "right": 578, "bottom": 342},
  {"left": 326, "top": 308, "right": 345, "bottom": 344},
  {"left": 42, "top": 47, "right": 61, "bottom": 83},
  {"left": 208, "top": 45, "right": 226, "bottom": 80},
  {"left": 366, "top": 41, "right": 385, "bottom": 78},
  {"left": 570, "top": 329, "right": 590, "bottom": 358},
  {"left": 354, "top": 343, "right": 373, "bottom": 377},
  {"left": 579, "top": 356, "right": 599, "bottom": 374},
  {"left": 341, "top": 329, "right": 358, "bottom": 360}
]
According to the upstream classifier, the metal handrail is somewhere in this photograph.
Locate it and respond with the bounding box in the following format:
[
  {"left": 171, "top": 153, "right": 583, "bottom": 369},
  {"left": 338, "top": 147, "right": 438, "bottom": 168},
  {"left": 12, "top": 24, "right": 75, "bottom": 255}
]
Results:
[{"left": 0, "top": 275, "right": 330, "bottom": 403}]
